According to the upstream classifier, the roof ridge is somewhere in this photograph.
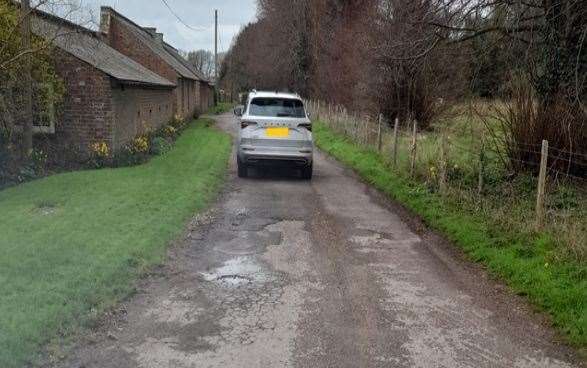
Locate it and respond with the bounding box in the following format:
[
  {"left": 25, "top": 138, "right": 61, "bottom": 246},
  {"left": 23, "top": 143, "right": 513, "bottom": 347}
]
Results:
[{"left": 31, "top": 12, "right": 175, "bottom": 87}]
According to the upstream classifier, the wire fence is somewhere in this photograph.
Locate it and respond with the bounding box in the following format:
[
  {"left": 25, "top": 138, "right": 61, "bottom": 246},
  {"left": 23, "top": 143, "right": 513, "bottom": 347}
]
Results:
[{"left": 306, "top": 100, "right": 587, "bottom": 232}]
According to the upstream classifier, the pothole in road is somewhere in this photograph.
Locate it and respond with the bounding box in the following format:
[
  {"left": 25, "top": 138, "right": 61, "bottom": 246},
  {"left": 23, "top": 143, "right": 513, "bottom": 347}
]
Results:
[
  {"left": 350, "top": 231, "right": 421, "bottom": 251},
  {"left": 350, "top": 232, "right": 395, "bottom": 247},
  {"left": 214, "top": 231, "right": 282, "bottom": 256},
  {"left": 201, "top": 257, "right": 272, "bottom": 286},
  {"left": 215, "top": 274, "right": 253, "bottom": 285}
]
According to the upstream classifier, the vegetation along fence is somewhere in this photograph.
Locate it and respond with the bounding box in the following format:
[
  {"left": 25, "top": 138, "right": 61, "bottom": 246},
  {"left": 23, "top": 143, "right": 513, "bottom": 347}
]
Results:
[{"left": 305, "top": 100, "right": 587, "bottom": 262}]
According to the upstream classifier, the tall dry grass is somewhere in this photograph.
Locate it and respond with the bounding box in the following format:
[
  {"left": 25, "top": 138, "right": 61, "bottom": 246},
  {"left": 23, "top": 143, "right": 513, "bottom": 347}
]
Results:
[{"left": 482, "top": 77, "right": 587, "bottom": 177}]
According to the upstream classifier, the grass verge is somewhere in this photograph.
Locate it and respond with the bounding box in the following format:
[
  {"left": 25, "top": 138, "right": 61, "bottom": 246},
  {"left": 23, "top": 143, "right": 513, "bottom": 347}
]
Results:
[
  {"left": 0, "top": 119, "right": 231, "bottom": 367},
  {"left": 314, "top": 121, "right": 586, "bottom": 348},
  {"left": 208, "top": 102, "right": 235, "bottom": 115}
]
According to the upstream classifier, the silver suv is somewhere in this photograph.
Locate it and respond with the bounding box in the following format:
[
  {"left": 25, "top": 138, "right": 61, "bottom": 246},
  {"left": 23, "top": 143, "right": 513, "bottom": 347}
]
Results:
[{"left": 234, "top": 91, "right": 313, "bottom": 179}]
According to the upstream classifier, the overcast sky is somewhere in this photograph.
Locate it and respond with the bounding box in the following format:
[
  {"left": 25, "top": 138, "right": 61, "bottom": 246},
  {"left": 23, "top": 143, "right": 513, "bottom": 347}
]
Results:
[{"left": 61, "top": 0, "right": 258, "bottom": 53}]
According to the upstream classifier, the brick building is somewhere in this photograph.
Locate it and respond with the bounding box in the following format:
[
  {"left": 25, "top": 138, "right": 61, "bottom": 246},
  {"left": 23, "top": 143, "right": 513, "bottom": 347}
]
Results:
[
  {"left": 201, "top": 81, "right": 215, "bottom": 111},
  {"left": 99, "top": 7, "right": 214, "bottom": 118},
  {"left": 162, "top": 41, "right": 216, "bottom": 112},
  {"left": 31, "top": 11, "right": 176, "bottom": 152}
]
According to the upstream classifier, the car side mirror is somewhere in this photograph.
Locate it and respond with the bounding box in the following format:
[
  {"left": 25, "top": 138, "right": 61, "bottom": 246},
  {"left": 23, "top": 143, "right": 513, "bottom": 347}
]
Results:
[{"left": 234, "top": 105, "right": 244, "bottom": 117}]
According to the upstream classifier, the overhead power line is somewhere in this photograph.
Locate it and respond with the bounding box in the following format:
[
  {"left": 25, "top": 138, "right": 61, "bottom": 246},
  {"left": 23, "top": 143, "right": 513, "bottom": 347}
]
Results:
[{"left": 160, "top": 0, "right": 206, "bottom": 32}]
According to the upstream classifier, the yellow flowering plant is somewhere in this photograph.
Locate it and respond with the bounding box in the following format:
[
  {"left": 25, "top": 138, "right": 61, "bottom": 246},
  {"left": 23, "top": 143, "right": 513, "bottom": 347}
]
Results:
[
  {"left": 139, "top": 121, "right": 153, "bottom": 136},
  {"left": 165, "top": 125, "right": 177, "bottom": 136},
  {"left": 170, "top": 114, "right": 185, "bottom": 129},
  {"left": 132, "top": 136, "right": 149, "bottom": 153},
  {"left": 90, "top": 142, "right": 110, "bottom": 158}
]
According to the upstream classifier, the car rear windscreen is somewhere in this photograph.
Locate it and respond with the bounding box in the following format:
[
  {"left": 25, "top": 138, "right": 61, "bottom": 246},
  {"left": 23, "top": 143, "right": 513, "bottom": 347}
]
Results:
[{"left": 249, "top": 98, "right": 306, "bottom": 118}]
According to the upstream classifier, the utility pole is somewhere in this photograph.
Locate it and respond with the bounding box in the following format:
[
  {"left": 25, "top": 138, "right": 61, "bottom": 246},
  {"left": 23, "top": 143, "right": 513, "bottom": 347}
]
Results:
[
  {"left": 535, "top": 140, "right": 549, "bottom": 230},
  {"left": 21, "top": 0, "right": 33, "bottom": 157},
  {"left": 214, "top": 9, "right": 218, "bottom": 105},
  {"left": 214, "top": 9, "right": 218, "bottom": 82}
]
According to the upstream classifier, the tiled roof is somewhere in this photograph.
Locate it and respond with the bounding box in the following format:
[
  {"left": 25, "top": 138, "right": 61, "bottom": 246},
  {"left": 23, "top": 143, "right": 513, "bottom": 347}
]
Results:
[
  {"left": 104, "top": 7, "right": 202, "bottom": 81},
  {"left": 31, "top": 13, "right": 175, "bottom": 88}
]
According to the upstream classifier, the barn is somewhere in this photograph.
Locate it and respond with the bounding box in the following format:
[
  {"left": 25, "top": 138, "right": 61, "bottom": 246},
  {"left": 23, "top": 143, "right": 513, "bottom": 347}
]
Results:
[{"left": 99, "top": 7, "right": 208, "bottom": 119}]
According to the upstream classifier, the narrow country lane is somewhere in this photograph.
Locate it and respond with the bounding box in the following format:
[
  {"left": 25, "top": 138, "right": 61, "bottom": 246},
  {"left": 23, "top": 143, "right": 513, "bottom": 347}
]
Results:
[{"left": 55, "top": 113, "right": 582, "bottom": 368}]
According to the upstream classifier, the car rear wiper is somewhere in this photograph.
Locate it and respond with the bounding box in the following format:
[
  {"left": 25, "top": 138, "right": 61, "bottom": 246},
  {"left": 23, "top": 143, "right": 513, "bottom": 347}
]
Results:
[{"left": 277, "top": 113, "right": 292, "bottom": 117}]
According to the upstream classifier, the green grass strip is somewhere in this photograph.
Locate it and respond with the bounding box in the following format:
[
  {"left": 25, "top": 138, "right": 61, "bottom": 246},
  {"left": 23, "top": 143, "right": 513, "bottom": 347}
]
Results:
[
  {"left": 0, "top": 119, "right": 231, "bottom": 367},
  {"left": 208, "top": 102, "right": 235, "bottom": 115},
  {"left": 314, "top": 122, "right": 586, "bottom": 348}
]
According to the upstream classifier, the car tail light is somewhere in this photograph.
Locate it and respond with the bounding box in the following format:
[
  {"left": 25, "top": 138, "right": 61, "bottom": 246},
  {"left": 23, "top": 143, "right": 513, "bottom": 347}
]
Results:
[
  {"left": 298, "top": 123, "right": 312, "bottom": 132},
  {"left": 241, "top": 121, "right": 257, "bottom": 129}
]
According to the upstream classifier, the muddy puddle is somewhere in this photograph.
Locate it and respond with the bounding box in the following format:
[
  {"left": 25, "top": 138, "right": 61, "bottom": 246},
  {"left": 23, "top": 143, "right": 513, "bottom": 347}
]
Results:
[{"left": 200, "top": 256, "right": 273, "bottom": 286}]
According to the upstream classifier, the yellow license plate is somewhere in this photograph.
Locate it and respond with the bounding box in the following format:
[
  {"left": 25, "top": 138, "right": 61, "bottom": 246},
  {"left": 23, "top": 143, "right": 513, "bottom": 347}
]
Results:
[{"left": 265, "top": 127, "right": 289, "bottom": 138}]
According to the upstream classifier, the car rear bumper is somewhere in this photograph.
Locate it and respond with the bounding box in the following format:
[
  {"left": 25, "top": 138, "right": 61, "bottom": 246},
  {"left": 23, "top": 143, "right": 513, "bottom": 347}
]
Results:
[{"left": 238, "top": 146, "right": 313, "bottom": 167}]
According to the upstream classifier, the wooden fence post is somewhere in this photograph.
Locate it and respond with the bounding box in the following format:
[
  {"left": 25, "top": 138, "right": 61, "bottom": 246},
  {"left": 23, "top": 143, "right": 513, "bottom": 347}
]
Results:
[
  {"left": 439, "top": 132, "right": 448, "bottom": 194},
  {"left": 331, "top": 105, "right": 336, "bottom": 128},
  {"left": 366, "top": 115, "right": 370, "bottom": 147},
  {"left": 315, "top": 100, "right": 318, "bottom": 119},
  {"left": 377, "top": 114, "right": 383, "bottom": 153},
  {"left": 410, "top": 120, "right": 418, "bottom": 177},
  {"left": 392, "top": 117, "right": 399, "bottom": 166},
  {"left": 316, "top": 100, "right": 319, "bottom": 118},
  {"left": 331, "top": 104, "right": 334, "bottom": 124},
  {"left": 477, "top": 137, "right": 485, "bottom": 197},
  {"left": 535, "top": 139, "right": 549, "bottom": 229},
  {"left": 328, "top": 104, "right": 332, "bottom": 125},
  {"left": 341, "top": 107, "right": 345, "bottom": 136},
  {"left": 357, "top": 115, "right": 361, "bottom": 145},
  {"left": 363, "top": 115, "right": 368, "bottom": 146},
  {"left": 360, "top": 115, "right": 365, "bottom": 146},
  {"left": 360, "top": 115, "right": 365, "bottom": 145},
  {"left": 362, "top": 115, "right": 366, "bottom": 146}
]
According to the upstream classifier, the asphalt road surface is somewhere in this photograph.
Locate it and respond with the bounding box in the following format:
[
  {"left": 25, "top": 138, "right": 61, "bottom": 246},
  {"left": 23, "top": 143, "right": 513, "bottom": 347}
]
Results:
[{"left": 54, "top": 113, "right": 582, "bottom": 368}]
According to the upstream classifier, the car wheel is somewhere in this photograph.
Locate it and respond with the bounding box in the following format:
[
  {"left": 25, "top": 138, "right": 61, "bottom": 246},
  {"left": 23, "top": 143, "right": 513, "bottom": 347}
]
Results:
[
  {"left": 301, "top": 164, "right": 313, "bottom": 180},
  {"left": 237, "top": 157, "right": 248, "bottom": 178}
]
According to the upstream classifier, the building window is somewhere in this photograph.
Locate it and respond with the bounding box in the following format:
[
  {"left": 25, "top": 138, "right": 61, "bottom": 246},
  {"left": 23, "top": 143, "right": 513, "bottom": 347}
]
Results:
[{"left": 32, "top": 83, "right": 56, "bottom": 134}]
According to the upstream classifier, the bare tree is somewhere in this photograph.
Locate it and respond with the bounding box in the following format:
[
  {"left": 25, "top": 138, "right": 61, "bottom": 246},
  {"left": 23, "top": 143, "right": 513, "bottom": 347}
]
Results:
[
  {"left": 220, "top": 0, "right": 585, "bottom": 173},
  {"left": 187, "top": 49, "right": 215, "bottom": 80}
]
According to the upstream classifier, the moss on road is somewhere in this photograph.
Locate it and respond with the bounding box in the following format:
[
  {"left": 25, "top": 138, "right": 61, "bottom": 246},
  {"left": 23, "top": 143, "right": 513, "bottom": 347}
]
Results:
[{"left": 0, "top": 119, "right": 231, "bottom": 367}]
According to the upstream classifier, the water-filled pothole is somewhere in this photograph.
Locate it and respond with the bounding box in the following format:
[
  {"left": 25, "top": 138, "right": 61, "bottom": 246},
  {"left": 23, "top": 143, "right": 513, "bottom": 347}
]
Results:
[
  {"left": 215, "top": 274, "right": 253, "bottom": 285},
  {"left": 200, "top": 257, "right": 272, "bottom": 286}
]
